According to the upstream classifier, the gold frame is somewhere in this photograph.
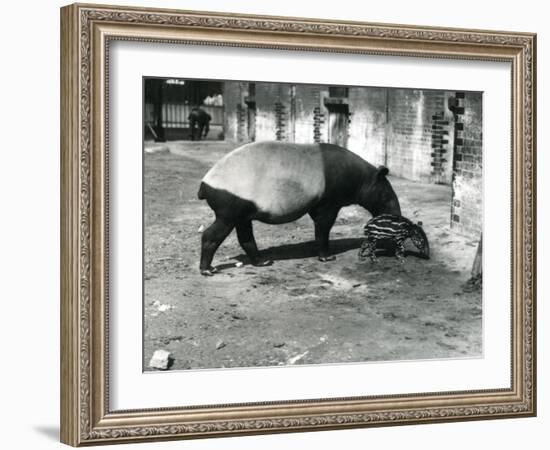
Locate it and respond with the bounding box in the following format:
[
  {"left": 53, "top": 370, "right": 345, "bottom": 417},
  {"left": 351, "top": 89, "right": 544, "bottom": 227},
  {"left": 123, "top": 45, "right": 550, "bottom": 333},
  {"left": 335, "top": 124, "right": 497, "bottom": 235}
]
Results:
[{"left": 60, "top": 2, "right": 536, "bottom": 446}]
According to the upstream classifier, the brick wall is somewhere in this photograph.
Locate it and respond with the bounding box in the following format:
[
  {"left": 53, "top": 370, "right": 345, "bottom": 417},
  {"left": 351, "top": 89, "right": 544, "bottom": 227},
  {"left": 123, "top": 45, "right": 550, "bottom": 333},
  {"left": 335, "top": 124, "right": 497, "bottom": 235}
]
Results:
[
  {"left": 236, "top": 103, "right": 247, "bottom": 142},
  {"left": 431, "top": 110, "right": 452, "bottom": 184},
  {"left": 294, "top": 84, "right": 324, "bottom": 143},
  {"left": 220, "top": 81, "right": 482, "bottom": 238},
  {"left": 385, "top": 89, "right": 455, "bottom": 183},
  {"left": 223, "top": 81, "right": 248, "bottom": 142},
  {"left": 450, "top": 92, "right": 483, "bottom": 236},
  {"left": 347, "top": 87, "right": 387, "bottom": 166},
  {"left": 225, "top": 84, "right": 464, "bottom": 188},
  {"left": 255, "top": 83, "right": 293, "bottom": 141}
]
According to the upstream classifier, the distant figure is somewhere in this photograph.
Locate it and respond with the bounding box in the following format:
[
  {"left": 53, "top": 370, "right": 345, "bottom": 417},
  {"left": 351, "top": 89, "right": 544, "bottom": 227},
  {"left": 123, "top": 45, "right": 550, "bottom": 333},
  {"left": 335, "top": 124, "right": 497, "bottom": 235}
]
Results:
[{"left": 188, "top": 107, "right": 212, "bottom": 141}]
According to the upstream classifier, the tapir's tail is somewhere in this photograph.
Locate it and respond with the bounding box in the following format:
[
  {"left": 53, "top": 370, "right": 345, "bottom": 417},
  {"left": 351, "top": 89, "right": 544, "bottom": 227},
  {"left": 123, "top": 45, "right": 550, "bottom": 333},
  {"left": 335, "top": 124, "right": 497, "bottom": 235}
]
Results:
[{"left": 197, "top": 182, "right": 206, "bottom": 200}]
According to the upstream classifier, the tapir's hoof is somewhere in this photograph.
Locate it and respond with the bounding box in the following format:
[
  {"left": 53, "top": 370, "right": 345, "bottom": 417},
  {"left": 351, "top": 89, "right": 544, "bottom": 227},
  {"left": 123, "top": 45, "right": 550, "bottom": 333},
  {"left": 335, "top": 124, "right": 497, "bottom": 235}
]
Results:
[
  {"left": 318, "top": 255, "right": 336, "bottom": 262},
  {"left": 252, "top": 259, "right": 273, "bottom": 267},
  {"left": 200, "top": 267, "right": 218, "bottom": 276}
]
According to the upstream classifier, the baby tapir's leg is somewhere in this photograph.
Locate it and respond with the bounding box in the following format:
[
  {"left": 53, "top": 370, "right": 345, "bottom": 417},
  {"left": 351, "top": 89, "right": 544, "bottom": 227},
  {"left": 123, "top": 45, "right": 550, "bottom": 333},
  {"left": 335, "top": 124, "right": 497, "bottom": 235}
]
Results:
[
  {"left": 236, "top": 220, "right": 273, "bottom": 267},
  {"left": 395, "top": 238, "right": 406, "bottom": 263},
  {"left": 200, "top": 217, "right": 234, "bottom": 276},
  {"left": 359, "top": 238, "right": 378, "bottom": 262}
]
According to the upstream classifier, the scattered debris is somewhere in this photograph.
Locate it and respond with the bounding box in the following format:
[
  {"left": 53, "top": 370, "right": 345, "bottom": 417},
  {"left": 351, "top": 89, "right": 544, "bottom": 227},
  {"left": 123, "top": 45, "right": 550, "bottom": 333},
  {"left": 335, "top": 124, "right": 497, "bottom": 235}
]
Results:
[
  {"left": 287, "top": 350, "right": 309, "bottom": 365},
  {"left": 318, "top": 274, "right": 366, "bottom": 291},
  {"left": 148, "top": 349, "right": 173, "bottom": 370},
  {"left": 144, "top": 144, "right": 169, "bottom": 154},
  {"left": 273, "top": 341, "right": 286, "bottom": 348},
  {"left": 235, "top": 261, "right": 244, "bottom": 268},
  {"left": 216, "top": 340, "right": 226, "bottom": 350},
  {"left": 152, "top": 300, "right": 174, "bottom": 312},
  {"left": 230, "top": 312, "right": 246, "bottom": 320},
  {"left": 197, "top": 225, "right": 205, "bottom": 233}
]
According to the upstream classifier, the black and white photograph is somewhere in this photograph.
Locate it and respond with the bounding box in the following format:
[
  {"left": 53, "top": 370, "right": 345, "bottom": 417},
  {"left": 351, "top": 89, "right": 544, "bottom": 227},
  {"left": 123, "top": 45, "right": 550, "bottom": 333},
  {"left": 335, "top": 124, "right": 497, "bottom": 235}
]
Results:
[
  {"left": 143, "top": 77, "right": 483, "bottom": 372},
  {"left": 1, "top": 0, "right": 544, "bottom": 446}
]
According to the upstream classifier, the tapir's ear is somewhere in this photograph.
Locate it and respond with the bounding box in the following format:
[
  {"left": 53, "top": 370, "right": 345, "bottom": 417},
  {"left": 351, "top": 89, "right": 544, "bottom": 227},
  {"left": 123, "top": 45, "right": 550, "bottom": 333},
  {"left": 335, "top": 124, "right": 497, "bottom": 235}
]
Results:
[{"left": 377, "top": 166, "right": 389, "bottom": 178}]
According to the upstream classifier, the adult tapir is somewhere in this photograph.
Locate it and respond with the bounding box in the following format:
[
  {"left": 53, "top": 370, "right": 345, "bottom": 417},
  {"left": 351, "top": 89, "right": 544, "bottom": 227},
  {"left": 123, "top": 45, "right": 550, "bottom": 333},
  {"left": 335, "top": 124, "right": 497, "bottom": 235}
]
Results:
[{"left": 197, "top": 141, "right": 401, "bottom": 275}]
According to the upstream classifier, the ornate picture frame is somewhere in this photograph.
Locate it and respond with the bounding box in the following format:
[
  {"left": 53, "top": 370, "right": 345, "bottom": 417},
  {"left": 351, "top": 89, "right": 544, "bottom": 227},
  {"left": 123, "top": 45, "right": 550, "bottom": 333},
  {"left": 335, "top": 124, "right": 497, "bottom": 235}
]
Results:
[{"left": 60, "top": 3, "right": 536, "bottom": 446}]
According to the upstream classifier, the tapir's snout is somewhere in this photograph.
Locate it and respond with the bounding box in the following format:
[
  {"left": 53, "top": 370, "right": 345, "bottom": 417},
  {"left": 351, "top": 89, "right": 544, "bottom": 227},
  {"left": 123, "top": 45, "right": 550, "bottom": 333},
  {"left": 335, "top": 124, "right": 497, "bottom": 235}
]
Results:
[{"left": 421, "top": 242, "right": 430, "bottom": 259}]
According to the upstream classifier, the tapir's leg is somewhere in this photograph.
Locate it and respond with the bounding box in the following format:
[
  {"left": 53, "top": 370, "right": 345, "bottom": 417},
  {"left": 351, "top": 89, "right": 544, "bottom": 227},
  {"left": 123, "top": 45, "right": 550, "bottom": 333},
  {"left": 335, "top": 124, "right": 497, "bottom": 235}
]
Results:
[
  {"left": 199, "top": 217, "right": 234, "bottom": 276},
  {"left": 310, "top": 207, "right": 340, "bottom": 262},
  {"left": 395, "top": 238, "right": 406, "bottom": 264},
  {"left": 236, "top": 221, "right": 273, "bottom": 267},
  {"left": 359, "top": 238, "right": 378, "bottom": 262}
]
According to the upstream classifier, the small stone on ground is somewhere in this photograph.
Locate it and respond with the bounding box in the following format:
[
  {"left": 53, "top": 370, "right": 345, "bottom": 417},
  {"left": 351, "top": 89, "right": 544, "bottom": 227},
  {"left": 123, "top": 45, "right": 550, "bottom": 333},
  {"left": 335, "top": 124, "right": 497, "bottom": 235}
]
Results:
[{"left": 148, "top": 349, "right": 172, "bottom": 370}]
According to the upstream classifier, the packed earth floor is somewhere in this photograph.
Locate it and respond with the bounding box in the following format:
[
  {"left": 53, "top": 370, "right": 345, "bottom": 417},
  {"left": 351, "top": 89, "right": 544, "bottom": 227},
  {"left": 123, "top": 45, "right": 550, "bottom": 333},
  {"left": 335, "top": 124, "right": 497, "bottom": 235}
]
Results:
[{"left": 143, "top": 141, "right": 482, "bottom": 371}]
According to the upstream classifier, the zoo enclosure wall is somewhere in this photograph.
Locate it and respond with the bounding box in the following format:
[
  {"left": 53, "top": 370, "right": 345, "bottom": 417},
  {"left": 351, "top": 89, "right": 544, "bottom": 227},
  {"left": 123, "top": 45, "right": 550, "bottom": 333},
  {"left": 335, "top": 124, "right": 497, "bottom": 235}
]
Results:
[{"left": 144, "top": 78, "right": 482, "bottom": 238}]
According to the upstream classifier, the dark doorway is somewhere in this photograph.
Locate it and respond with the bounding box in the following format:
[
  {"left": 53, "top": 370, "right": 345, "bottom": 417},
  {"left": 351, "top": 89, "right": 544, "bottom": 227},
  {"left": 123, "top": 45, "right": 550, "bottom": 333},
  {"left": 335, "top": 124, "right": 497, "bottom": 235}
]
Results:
[{"left": 144, "top": 78, "right": 225, "bottom": 141}]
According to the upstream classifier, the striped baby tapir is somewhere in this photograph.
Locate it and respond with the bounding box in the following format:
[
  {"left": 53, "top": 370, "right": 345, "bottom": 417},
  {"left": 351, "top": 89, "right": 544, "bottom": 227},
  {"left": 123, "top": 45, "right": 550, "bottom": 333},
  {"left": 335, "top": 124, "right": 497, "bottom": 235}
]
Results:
[{"left": 358, "top": 214, "right": 430, "bottom": 263}]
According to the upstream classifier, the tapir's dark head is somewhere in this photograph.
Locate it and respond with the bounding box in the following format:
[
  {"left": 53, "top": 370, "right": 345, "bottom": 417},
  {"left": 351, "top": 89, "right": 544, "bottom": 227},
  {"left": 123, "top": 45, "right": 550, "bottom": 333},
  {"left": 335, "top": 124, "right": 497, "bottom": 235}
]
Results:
[{"left": 357, "top": 166, "right": 401, "bottom": 217}]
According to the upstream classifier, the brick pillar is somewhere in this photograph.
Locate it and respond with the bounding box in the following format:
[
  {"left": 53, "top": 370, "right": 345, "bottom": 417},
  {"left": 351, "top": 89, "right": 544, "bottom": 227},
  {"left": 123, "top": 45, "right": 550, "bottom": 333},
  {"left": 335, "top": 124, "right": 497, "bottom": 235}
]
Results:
[
  {"left": 313, "top": 106, "right": 325, "bottom": 143},
  {"left": 223, "top": 81, "right": 245, "bottom": 143},
  {"left": 450, "top": 92, "right": 465, "bottom": 228},
  {"left": 236, "top": 103, "right": 247, "bottom": 142},
  {"left": 289, "top": 85, "right": 296, "bottom": 143},
  {"left": 449, "top": 91, "right": 483, "bottom": 237},
  {"left": 430, "top": 112, "right": 450, "bottom": 183},
  {"left": 274, "top": 101, "right": 287, "bottom": 141}
]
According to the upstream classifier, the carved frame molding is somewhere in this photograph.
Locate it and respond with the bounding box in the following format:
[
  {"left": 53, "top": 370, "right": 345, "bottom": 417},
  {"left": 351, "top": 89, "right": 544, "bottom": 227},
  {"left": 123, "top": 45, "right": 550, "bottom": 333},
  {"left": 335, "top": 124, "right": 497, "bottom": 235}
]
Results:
[{"left": 61, "top": 3, "right": 536, "bottom": 446}]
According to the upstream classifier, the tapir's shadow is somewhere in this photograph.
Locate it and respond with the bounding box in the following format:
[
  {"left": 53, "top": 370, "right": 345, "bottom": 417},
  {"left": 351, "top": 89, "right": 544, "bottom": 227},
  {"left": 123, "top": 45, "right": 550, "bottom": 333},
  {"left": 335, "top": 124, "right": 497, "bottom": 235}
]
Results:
[
  {"left": 229, "top": 238, "right": 364, "bottom": 266},
  {"left": 218, "top": 238, "right": 428, "bottom": 271}
]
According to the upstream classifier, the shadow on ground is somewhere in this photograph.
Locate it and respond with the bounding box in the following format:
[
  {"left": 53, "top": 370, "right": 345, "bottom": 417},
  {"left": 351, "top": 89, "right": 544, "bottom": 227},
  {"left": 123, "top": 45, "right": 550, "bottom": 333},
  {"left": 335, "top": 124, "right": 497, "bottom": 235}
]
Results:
[{"left": 228, "top": 238, "right": 363, "bottom": 266}]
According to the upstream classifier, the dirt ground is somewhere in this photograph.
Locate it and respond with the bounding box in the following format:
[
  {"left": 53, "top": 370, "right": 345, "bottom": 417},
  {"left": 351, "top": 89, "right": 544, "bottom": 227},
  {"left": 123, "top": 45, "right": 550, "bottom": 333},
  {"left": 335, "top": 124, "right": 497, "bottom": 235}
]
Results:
[{"left": 143, "top": 141, "right": 482, "bottom": 371}]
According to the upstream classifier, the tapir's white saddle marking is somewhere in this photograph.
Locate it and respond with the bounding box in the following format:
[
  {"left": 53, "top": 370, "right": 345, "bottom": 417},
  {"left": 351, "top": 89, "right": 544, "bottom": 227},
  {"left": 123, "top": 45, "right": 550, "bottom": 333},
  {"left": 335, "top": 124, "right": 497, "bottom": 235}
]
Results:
[{"left": 203, "top": 142, "right": 326, "bottom": 218}]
